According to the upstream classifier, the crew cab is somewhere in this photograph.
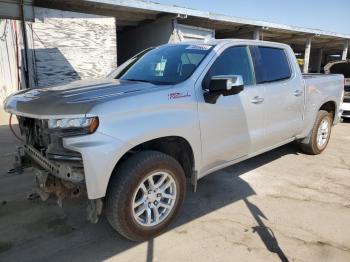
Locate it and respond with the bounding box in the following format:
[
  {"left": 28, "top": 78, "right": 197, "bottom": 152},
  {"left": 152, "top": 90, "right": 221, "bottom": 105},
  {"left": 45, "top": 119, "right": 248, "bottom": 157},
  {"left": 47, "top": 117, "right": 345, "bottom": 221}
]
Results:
[{"left": 3, "top": 39, "right": 344, "bottom": 241}]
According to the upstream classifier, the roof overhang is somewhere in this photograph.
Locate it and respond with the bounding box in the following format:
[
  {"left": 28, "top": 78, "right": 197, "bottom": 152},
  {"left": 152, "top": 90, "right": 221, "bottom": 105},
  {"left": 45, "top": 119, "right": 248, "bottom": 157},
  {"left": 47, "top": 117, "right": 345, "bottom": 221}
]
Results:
[
  {"left": 4, "top": 0, "right": 349, "bottom": 53},
  {"left": 0, "top": 0, "right": 34, "bottom": 21},
  {"left": 34, "top": 0, "right": 350, "bottom": 38}
]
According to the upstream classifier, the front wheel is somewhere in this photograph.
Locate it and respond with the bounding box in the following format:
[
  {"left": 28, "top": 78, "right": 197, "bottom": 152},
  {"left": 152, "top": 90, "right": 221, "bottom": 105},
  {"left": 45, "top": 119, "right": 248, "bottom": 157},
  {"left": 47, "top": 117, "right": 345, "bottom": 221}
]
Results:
[
  {"left": 105, "top": 151, "right": 186, "bottom": 241},
  {"left": 300, "top": 110, "right": 332, "bottom": 155}
]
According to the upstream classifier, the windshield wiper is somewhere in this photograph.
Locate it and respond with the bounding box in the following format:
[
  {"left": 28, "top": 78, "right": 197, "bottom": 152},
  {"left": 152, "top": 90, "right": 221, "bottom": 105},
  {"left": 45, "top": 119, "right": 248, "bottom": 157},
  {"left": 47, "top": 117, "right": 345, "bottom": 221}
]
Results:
[
  {"left": 122, "top": 78, "right": 172, "bottom": 85},
  {"left": 123, "top": 78, "right": 151, "bottom": 83}
]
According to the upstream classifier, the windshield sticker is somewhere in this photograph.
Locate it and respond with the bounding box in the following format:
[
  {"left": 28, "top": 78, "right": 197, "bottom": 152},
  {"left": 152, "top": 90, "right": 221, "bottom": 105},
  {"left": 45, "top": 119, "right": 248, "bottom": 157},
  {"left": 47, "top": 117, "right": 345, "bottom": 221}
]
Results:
[
  {"left": 168, "top": 92, "right": 191, "bottom": 100},
  {"left": 186, "top": 45, "right": 212, "bottom": 51}
]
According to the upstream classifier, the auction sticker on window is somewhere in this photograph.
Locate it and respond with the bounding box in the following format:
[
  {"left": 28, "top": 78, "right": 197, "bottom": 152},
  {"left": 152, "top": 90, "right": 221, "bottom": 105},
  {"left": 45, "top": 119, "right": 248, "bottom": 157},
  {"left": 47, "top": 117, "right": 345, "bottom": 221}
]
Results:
[{"left": 186, "top": 44, "right": 212, "bottom": 50}]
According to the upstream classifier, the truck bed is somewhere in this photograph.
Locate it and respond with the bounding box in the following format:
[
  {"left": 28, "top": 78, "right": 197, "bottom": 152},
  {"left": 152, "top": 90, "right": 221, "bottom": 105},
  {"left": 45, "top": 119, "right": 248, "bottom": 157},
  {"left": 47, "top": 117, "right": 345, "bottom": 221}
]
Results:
[
  {"left": 302, "top": 73, "right": 336, "bottom": 79},
  {"left": 299, "top": 73, "right": 344, "bottom": 137}
]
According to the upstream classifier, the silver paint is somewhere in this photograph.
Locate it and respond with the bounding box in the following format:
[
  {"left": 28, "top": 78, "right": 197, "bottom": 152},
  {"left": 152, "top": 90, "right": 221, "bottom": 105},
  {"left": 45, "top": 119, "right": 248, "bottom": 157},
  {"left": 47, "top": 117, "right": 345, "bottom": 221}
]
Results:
[{"left": 3, "top": 39, "right": 344, "bottom": 199}]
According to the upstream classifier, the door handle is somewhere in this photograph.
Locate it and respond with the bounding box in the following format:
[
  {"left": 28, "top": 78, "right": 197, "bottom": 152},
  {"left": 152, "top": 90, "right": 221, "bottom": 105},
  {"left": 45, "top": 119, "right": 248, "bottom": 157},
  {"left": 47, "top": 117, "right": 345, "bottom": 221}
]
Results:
[
  {"left": 251, "top": 96, "right": 264, "bottom": 104},
  {"left": 293, "top": 90, "right": 303, "bottom": 97}
]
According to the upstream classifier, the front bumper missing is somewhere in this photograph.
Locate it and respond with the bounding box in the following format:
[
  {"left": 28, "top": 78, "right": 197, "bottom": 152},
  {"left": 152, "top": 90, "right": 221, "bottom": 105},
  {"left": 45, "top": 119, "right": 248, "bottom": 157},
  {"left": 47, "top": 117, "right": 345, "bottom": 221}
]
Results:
[
  {"left": 18, "top": 144, "right": 85, "bottom": 204},
  {"left": 14, "top": 144, "right": 103, "bottom": 223},
  {"left": 23, "top": 144, "right": 84, "bottom": 183}
]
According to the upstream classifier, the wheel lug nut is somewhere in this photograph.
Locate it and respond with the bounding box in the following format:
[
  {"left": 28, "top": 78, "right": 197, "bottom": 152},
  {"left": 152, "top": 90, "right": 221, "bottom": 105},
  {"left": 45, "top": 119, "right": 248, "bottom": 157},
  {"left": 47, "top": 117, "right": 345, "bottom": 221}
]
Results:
[
  {"left": 148, "top": 203, "right": 152, "bottom": 208},
  {"left": 154, "top": 201, "right": 158, "bottom": 205},
  {"left": 157, "top": 193, "right": 161, "bottom": 197}
]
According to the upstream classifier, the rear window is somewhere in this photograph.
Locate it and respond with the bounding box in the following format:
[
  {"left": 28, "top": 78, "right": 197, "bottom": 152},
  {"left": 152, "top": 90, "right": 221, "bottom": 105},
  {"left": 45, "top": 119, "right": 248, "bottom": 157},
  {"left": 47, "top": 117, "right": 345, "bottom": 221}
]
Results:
[{"left": 250, "top": 46, "right": 291, "bottom": 83}]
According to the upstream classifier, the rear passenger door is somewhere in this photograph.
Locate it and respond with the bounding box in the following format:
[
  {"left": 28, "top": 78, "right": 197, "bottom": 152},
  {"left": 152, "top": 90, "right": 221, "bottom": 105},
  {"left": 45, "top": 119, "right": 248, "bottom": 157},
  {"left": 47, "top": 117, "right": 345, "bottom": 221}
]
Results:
[{"left": 250, "top": 46, "right": 304, "bottom": 146}]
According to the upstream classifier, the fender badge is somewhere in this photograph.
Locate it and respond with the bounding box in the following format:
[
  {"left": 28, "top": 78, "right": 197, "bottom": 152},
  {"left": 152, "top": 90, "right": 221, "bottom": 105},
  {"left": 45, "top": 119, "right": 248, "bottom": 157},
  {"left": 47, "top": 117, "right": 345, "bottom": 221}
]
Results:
[{"left": 168, "top": 92, "right": 191, "bottom": 100}]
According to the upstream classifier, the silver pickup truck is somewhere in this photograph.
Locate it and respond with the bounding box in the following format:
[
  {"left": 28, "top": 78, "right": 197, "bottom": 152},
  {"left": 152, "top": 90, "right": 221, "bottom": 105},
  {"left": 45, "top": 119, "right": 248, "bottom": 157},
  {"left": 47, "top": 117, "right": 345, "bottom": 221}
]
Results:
[{"left": 4, "top": 39, "right": 344, "bottom": 241}]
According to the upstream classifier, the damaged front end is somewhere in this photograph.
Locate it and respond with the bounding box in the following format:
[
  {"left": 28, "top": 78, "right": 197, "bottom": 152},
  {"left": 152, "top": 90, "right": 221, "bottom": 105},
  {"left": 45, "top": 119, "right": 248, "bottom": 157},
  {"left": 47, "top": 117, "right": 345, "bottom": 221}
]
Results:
[{"left": 13, "top": 116, "right": 103, "bottom": 223}]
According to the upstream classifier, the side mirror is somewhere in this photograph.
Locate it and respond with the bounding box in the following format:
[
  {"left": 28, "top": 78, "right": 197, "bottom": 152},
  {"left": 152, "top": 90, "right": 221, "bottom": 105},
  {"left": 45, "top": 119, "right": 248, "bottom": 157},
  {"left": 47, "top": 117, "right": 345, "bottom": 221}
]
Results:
[{"left": 204, "top": 75, "right": 244, "bottom": 103}]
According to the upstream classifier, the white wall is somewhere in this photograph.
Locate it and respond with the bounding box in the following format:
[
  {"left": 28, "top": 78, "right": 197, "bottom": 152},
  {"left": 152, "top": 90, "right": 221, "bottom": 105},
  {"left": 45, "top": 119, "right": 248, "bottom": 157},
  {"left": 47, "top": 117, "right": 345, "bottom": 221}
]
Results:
[
  {"left": 173, "top": 23, "right": 215, "bottom": 42},
  {"left": 31, "top": 7, "right": 117, "bottom": 87},
  {"left": 0, "top": 20, "right": 23, "bottom": 107}
]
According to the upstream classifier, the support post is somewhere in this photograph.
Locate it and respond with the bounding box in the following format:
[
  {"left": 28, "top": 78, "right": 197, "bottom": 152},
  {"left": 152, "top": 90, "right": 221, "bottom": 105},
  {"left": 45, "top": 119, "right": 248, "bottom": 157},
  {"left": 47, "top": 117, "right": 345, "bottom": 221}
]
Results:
[
  {"left": 303, "top": 38, "right": 312, "bottom": 73},
  {"left": 316, "top": 48, "right": 323, "bottom": 73},
  {"left": 20, "top": 0, "right": 31, "bottom": 88},
  {"left": 253, "top": 27, "right": 261, "bottom": 40},
  {"left": 342, "top": 39, "right": 349, "bottom": 60}
]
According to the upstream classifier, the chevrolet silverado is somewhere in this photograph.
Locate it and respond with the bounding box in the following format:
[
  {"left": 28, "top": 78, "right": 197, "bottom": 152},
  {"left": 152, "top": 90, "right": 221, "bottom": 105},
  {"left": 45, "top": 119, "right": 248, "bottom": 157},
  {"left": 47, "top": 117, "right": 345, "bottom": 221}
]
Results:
[{"left": 4, "top": 39, "right": 344, "bottom": 241}]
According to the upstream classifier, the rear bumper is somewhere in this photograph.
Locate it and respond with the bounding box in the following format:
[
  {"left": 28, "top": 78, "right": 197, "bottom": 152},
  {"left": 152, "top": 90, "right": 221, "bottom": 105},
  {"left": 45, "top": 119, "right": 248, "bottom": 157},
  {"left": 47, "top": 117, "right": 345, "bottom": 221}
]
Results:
[
  {"left": 342, "top": 102, "right": 350, "bottom": 118},
  {"left": 342, "top": 111, "right": 350, "bottom": 118}
]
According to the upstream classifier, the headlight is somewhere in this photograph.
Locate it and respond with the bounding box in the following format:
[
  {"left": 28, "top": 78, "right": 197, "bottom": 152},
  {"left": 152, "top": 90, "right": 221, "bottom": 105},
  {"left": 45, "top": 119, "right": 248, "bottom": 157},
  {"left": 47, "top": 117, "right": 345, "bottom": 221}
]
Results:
[{"left": 48, "top": 117, "right": 99, "bottom": 134}]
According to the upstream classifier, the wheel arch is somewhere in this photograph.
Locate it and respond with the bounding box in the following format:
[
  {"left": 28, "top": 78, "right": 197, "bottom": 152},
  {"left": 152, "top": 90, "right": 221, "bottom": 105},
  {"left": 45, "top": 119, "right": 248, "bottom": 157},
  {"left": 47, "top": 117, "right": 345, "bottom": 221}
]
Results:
[
  {"left": 300, "top": 99, "right": 337, "bottom": 145},
  {"left": 109, "top": 136, "right": 196, "bottom": 188},
  {"left": 319, "top": 100, "right": 336, "bottom": 122}
]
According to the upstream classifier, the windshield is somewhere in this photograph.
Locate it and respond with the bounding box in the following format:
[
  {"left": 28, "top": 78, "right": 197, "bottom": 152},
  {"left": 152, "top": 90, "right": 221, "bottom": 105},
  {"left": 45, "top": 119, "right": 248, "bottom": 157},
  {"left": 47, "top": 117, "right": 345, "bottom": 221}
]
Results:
[{"left": 116, "top": 44, "right": 213, "bottom": 85}]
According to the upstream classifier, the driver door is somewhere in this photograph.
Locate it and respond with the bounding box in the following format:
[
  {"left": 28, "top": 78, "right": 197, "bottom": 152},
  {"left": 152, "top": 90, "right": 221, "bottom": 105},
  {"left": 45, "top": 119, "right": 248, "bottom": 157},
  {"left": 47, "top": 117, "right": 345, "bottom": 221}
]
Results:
[{"left": 197, "top": 46, "right": 265, "bottom": 173}]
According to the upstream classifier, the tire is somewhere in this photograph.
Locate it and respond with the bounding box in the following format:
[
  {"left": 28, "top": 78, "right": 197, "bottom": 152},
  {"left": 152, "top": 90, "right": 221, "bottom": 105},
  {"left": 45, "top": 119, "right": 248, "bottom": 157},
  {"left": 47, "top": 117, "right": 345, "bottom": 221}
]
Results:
[
  {"left": 300, "top": 110, "right": 332, "bottom": 155},
  {"left": 105, "top": 150, "right": 186, "bottom": 241}
]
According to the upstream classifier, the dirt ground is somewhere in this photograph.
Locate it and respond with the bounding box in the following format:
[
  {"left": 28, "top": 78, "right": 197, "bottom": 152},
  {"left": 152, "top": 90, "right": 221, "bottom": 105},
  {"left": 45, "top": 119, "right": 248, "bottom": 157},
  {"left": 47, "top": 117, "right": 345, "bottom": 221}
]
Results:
[{"left": 0, "top": 109, "right": 349, "bottom": 262}]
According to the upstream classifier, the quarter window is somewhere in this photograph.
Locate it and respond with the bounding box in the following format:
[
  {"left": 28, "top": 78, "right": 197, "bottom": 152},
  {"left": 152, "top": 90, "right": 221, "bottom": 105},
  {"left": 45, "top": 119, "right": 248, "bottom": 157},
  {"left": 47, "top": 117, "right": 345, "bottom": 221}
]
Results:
[{"left": 250, "top": 46, "right": 291, "bottom": 83}]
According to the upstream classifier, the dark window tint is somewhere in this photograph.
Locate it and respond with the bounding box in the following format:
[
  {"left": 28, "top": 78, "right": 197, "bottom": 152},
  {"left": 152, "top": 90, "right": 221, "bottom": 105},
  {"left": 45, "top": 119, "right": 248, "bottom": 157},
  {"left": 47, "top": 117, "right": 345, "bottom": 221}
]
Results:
[
  {"left": 203, "top": 46, "right": 254, "bottom": 88},
  {"left": 250, "top": 46, "right": 291, "bottom": 83}
]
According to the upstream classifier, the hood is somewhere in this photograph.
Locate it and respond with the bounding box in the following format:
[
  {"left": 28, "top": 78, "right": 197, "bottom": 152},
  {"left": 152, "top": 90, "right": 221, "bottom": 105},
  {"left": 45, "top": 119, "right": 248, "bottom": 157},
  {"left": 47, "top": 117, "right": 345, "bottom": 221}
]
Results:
[
  {"left": 324, "top": 59, "right": 350, "bottom": 79},
  {"left": 4, "top": 78, "right": 163, "bottom": 119}
]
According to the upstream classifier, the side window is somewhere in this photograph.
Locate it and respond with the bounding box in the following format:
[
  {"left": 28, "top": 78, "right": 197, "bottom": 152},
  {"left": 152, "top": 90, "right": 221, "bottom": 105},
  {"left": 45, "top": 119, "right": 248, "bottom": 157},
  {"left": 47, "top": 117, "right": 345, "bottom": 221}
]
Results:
[
  {"left": 203, "top": 46, "right": 255, "bottom": 88},
  {"left": 250, "top": 46, "right": 291, "bottom": 83}
]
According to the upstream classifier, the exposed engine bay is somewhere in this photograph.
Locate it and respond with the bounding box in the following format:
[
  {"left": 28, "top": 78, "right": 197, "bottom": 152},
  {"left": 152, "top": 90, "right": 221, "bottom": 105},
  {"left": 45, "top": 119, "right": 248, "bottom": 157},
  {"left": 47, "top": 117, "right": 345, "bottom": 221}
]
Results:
[{"left": 12, "top": 115, "right": 102, "bottom": 223}]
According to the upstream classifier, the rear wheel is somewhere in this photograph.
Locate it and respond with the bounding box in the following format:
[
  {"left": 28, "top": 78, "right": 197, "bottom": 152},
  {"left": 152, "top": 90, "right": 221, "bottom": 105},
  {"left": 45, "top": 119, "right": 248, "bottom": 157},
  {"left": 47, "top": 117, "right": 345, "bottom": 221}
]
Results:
[
  {"left": 105, "top": 151, "right": 186, "bottom": 241},
  {"left": 300, "top": 110, "right": 332, "bottom": 154}
]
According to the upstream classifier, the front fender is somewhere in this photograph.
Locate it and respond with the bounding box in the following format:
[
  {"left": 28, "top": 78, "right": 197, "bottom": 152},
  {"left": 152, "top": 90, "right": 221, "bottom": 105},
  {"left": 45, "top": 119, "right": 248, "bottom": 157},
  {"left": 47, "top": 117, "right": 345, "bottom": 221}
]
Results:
[
  {"left": 65, "top": 92, "right": 202, "bottom": 199},
  {"left": 91, "top": 89, "right": 202, "bottom": 172},
  {"left": 63, "top": 132, "right": 133, "bottom": 199}
]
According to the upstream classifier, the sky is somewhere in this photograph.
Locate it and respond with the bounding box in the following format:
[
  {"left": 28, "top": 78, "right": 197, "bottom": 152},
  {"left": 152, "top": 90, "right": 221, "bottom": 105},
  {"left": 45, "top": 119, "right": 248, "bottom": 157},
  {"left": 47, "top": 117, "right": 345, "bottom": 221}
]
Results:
[{"left": 154, "top": 0, "right": 350, "bottom": 35}]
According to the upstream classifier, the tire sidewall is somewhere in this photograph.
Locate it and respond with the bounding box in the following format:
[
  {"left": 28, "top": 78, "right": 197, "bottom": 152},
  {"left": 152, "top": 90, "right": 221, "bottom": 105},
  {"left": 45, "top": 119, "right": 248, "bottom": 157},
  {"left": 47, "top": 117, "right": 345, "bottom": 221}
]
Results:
[
  {"left": 109, "top": 152, "right": 186, "bottom": 241},
  {"left": 312, "top": 111, "right": 332, "bottom": 154}
]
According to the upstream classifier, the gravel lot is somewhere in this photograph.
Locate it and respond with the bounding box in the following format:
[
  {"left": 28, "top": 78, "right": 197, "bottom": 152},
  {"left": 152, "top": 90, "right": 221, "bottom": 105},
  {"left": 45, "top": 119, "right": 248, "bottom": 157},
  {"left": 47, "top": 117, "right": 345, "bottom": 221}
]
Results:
[{"left": 0, "top": 110, "right": 349, "bottom": 262}]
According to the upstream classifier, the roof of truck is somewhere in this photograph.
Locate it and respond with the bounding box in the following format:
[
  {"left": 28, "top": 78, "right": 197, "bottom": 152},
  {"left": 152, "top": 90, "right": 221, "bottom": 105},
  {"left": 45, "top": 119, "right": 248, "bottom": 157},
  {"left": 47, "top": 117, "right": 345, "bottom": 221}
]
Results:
[{"left": 177, "top": 38, "right": 291, "bottom": 49}]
